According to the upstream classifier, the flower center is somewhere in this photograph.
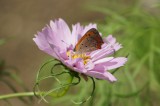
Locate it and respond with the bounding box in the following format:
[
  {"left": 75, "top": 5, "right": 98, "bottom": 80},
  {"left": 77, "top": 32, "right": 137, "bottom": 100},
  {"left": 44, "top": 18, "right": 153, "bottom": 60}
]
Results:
[{"left": 67, "top": 51, "right": 90, "bottom": 65}]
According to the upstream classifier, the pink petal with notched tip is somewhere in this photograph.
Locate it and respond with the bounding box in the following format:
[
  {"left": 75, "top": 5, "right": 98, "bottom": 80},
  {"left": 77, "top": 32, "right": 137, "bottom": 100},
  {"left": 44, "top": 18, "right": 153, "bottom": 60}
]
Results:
[
  {"left": 104, "top": 72, "right": 117, "bottom": 82},
  {"left": 33, "top": 31, "right": 59, "bottom": 59},
  {"left": 71, "top": 23, "right": 83, "bottom": 47},
  {"left": 104, "top": 35, "right": 122, "bottom": 51},
  {"left": 86, "top": 71, "right": 117, "bottom": 82},
  {"left": 49, "top": 19, "right": 72, "bottom": 51},
  {"left": 96, "top": 57, "right": 128, "bottom": 70}
]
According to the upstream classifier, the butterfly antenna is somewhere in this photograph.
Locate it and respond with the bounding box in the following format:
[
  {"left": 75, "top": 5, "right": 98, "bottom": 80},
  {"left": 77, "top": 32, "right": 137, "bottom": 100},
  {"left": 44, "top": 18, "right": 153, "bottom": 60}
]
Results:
[{"left": 61, "top": 40, "right": 69, "bottom": 46}]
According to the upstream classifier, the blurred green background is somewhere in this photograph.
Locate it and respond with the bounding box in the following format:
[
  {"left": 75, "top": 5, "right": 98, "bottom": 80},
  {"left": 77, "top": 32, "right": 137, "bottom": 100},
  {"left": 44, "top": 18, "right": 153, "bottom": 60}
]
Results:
[{"left": 0, "top": 0, "right": 160, "bottom": 106}]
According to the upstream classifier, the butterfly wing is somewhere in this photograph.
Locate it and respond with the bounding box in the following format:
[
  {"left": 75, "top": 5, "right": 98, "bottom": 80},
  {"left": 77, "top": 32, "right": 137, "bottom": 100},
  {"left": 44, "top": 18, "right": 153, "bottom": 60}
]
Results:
[{"left": 75, "top": 28, "right": 104, "bottom": 53}]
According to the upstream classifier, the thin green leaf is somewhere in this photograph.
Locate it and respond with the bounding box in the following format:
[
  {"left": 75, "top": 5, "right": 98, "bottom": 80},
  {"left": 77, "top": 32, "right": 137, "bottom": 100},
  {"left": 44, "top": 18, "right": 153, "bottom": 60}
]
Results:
[{"left": 114, "top": 82, "right": 148, "bottom": 98}]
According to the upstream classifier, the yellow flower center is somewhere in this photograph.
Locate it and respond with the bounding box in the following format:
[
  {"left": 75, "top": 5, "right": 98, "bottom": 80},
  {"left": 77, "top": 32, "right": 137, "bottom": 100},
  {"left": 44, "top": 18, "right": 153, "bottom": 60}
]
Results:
[{"left": 67, "top": 51, "right": 90, "bottom": 65}]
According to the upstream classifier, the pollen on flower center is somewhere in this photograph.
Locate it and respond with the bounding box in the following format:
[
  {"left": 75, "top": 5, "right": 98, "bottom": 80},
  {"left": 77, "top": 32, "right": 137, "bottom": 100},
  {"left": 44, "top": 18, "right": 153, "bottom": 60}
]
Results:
[{"left": 67, "top": 51, "right": 90, "bottom": 65}]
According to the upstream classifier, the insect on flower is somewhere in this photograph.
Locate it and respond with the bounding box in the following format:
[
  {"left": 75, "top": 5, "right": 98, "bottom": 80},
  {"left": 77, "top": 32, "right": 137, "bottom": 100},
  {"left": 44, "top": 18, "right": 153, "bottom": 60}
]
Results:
[{"left": 33, "top": 18, "right": 127, "bottom": 82}]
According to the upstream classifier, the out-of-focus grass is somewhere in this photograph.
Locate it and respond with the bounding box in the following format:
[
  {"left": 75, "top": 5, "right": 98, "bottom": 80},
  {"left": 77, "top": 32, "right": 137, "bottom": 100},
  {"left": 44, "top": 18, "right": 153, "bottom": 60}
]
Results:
[
  {"left": 86, "top": 1, "right": 160, "bottom": 106},
  {"left": 0, "top": 38, "right": 6, "bottom": 46},
  {"left": 0, "top": 41, "right": 33, "bottom": 104}
]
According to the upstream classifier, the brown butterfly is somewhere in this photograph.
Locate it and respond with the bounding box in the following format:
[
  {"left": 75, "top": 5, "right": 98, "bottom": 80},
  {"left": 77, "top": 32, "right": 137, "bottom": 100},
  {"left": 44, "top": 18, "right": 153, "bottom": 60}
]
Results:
[{"left": 75, "top": 28, "right": 104, "bottom": 53}]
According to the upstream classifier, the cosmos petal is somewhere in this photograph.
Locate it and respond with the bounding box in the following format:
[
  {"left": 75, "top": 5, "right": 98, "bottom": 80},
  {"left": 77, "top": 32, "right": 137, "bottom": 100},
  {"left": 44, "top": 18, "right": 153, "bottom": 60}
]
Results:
[
  {"left": 100, "top": 57, "right": 128, "bottom": 70},
  {"left": 104, "top": 35, "right": 116, "bottom": 44},
  {"left": 49, "top": 19, "right": 72, "bottom": 50},
  {"left": 76, "top": 61, "right": 87, "bottom": 73},
  {"left": 103, "top": 35, "right": 122, "bottom": 51},
  {"left": 91, "top": 44, "right": 115, "bottom": 61},
  {"left": 33, "top": 30, "right": 59, "bottom": 59},
  {"left": 86, "top": 71, "right": 117, "bottom": 82},
  {"left": 71, "top": 23, "right": 83, "bottom": 47},
  {"left": 94, "top": 57, "right": 114, "bottom": 64},
  {"left": 85, "top": 60, "right": 95, "bottom": 70},
  {"left": 104, "top": 72, "right": 117, "bottom": 82}
]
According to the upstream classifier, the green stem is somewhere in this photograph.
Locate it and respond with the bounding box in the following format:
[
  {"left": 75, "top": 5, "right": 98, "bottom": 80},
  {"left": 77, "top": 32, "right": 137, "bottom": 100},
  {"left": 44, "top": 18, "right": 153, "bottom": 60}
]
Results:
[{"left": 0, "top": 92, "right": 36, "bottom": 100}]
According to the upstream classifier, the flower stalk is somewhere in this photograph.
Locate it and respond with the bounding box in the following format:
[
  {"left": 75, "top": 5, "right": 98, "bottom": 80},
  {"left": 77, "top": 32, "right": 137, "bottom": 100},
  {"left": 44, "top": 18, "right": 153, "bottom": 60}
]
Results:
[{"left": 0, "top": 92, "right": 36, "bottom": 100}]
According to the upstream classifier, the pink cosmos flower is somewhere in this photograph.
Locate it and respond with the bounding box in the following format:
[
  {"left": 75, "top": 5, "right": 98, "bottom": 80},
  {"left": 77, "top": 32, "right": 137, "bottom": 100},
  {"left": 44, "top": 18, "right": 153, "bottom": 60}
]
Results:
[{"left": 33, "top": 18, "right": 127, "bottom": 82}]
